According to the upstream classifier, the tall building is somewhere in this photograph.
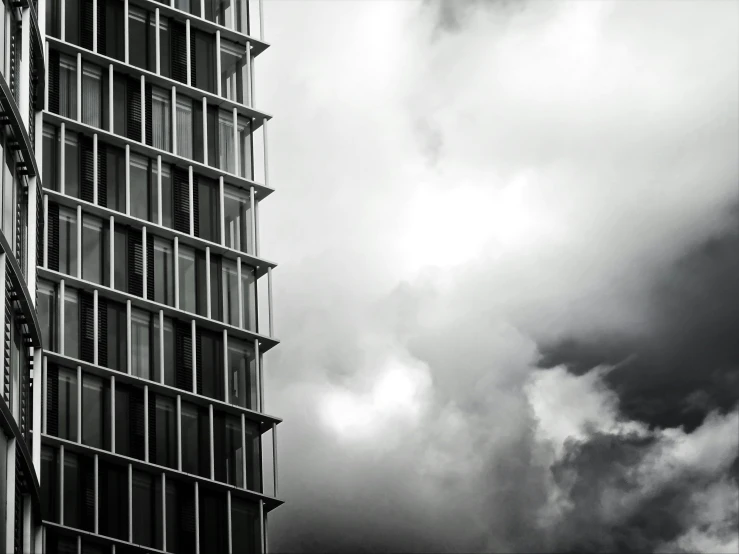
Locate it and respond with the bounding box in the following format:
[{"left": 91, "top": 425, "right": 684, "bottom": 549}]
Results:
[{"left": 2, "top": 0, "right": 281, "bottom": 551}]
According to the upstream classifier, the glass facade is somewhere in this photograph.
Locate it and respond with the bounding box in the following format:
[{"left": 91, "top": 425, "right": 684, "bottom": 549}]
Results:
[{"left": 37, "top": 0, "right": 279, "bottom": 551}]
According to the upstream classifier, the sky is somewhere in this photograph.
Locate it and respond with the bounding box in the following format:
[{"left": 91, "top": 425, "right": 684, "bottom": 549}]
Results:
[{"left": 255, "top": 1, "right": 739, "bottom": 552}]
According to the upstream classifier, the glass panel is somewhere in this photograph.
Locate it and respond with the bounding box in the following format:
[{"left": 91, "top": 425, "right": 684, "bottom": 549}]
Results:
[
  {"left": 106, "top": 300, "right": 127, "bottom": 372},
  {"left": 198, "top": 488, "right": 227, "bottom": 553},
  {"left": 132, "top": 470, "right": 162, "bottom": 548},
  {"left": 245, "top": 420, "right": 262, "bottom": 491},
  {"left": 38, "top": 280, "right": 56, "bottom": 351},
  {"left": 222, "top": 258, "right": 239, "bottom": 326},
  {"left": 153, "top": 238, "right": 174, "bottom": 306},
  {"left": 160, "top": 163, "right": 173, "bottom": 228},
  {"left": 159, "top": 17, "right": 171, "bottom": 78},
  {"left": 178, "top": 245, "right": 196, "bottom": 313},
  {"left": 59, "top": 207, "right": 77, "bottom": 276},
  {"left": 113, "top": 224, "right": 127, "bottom": 292},
  {"left": 43, "top": 124, "right": 61, "bottom": 191},
  {"left": 59, "top": 55, "right": 78, "bottom": 119},
  {"left": 223, "top": 186, "right": 252, "bottom": 254},
  {"left": 197, "top": 176, "right": 219, "bottom": 243},
  {"left": 46, "top": 0, "right": 61, "bottom": 38},
  {"left": 63, "top": 451, "right": 80, "bottom": 527},
  {"left": 129, "top": 8, "right": 150, "bottom": 71},
  {"left": 154, "top": 395, "right": 176, "bottom": 469},
  {"left": 65, "top": 0, "right": 80, "bottom": 44},
  {"left": 227, "top": 338, "right": 256, "bottom": 410},
  {"left": 99, "top": 460, "right": 128, "bottom": 540},
  {"left": 130, "top": 154, "right": 151, "bottom": 221},
  {"left": 58, "top": 367, "right": 78, "bottom": 441},
  {"left": 131, "top": 309, "right": 152, "bottom": 380},
  {"left": 214, "top": 412, "right": 242, "bottom": 486},
  {"left": 152, "top": 87, "right": 171, "bottom": 152},
  {"left": 193, "top": 30, "right": 216, "bottom": 94},
  {"left": 162, "top": 317, "right": 176, "bottom": 386},
  {"left": 220, "top": 40, "right": 247, "bottom": 104},
  {"left": 114, "top": 385, "right": 130, "bottom": 456},
  {"left": 241, "top": 264, "right": 257, "bottom": 331},
  {"left": 82, "top": 63, "right": 103, "bottom": 128},
  {"left": 218, "top": 110, "right": 234, "bottom": 173},
  {"left": 64, "top": 289, "right": 80, "bottom": 358},
  {"left": 106, "top": 145, "right": 127, "bottom": 213},
  {"left": 210, "top": 255, "right": 222, "bottom": 322},
  {"left": 82, "top": 373, "right": 108, "bottom": 449},
  {"left": 231, "top": 498, "right": 259, "bottom": 554},
  {"left": 199, "top": 330, "right": 223, "bottom": 400},
  {"left": 176, "top": 97, "right": 193, "bottom": 159},
  {"left": 103, "top": 0, "right": 125, "bottom": 61},
  {"left": 64, "top": 132, "right": 80, "bottom": 198},
  {"left": 113, "top": 74, "right": 128, "bottom": 137},
  {"left": 181, "top": 402, "right": 209, "bottom": 477},
  {"left": 215, "top": 0, "right": 233, "bottom": 30},
  {"left": 41, "top": 446, "right": 59, "bottom": 523},
  {"left": 82, "top": 215, "right": 104, "bottom": 284}
]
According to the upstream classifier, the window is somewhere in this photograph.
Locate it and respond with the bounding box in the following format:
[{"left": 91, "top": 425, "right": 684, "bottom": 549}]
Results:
[
  {"left": 58, "top": 208, "right": 78, "bottom": 277},
  {"left": 41, "top": 446, "right": 60, "bottom": 523},
  {"left": 242, "top": 264, "right": 257, "bottom": 331},
  {"left": 245, "top": 420, "right": 262, "bottom": 491},
  {"left": 59, "top": 54, "right": 78, "bottom": 120},
  {"left": 197, "top": 329, "right": 223, "bottom": 400},
  {"left": 64, "top": 288, "right": 80, "bottom": 358},
  {"left": 153, "top": 237, "right": 174, "bottom": 306},
  {"left": 218, "top": 110, "right": 235, "bottom": 173},
  {"left": 100, "top": 0, "right": 125, "bottom": 61},
  {"left": 159, "top": 18, "right": 171, "bottom": 79},
  {"left": 63, "top": 452, "right": 95, "bottom": 531},
  {"left": 113, "top": 224, "right": 127, "bottom": 292},
  {"left": 221, "top": 40, "right": 247, "bottom": 104},
  {"left": 43, "top": 124, "right": 61, "bottom": 191},
  {"left": 196, "top": 176, "right": 219, "bottom": 243},
  {"left": 222, "top": 258, "right": 239, "bottom": 326},
  {"left": 82, "top": 215, "right": 107, "bottom": 285},
  {"left": 224, "top": 186, "right": 253, "bottom": 254},
  {"left": 38, "top": 280, "right": 57, "bottom": 351},
  {"left": 199, "top": 488, "right": 228, "bottom": 553},
  {"left": 151, "top": 87, "right": 171, "bottom": 151},
  {"left": 64, "top": 132, "right": 80, "bottom": 198},
  {"left": 82, "top": 373, "right": 110, "bottom": 449},
  {"left": 176, "top": 97, "right": 193, "bottom": 159},
  {"left": 129, "top": 8, "right": 154, "bottom": 72},
  {"left": 114, "top": 384, "right": 145, "bottom": 460},
  {"left": 228, "top": 338, "right": 257, "bottom": 410},
  {"left": 237, "top": 116, "right": 253, "bottom": 179},
  {"left": 103, "top": 299, "right": 127, "bottom": 372},
  {"left": 231, "top": 498, "right": 260, "bottom": 554},
  {"left": 65, "top": 0, "right": 80, "bottom": 45},
  {"left": 213, "top": 412, "right": 243, "bottom": 486},
  {"left": 132, "top": 471, "right": 163, "bottom": 548},
  {"left": 57, "top": 367, "right": 78, "bottom": 441},
  {"left": 192, "top": 30, "right": 216, "bottom": 94},
  {"left": 152, "top": 395, "right": 176, "bottom": 469},
  {"left": 156, "top": 162, "right": 174, "bottom": 227},
  {"left": 156, "top": 316, "right": 176, "bottom": 386},
  {"left": 131, "top": 309, "right": 153, "bottom": 380},
  {"left": 130, "top": 154, "right": 152, "bottom": 221},
  {"left": 99, "top": 460, "right": 128, "bottom": 540},
  {"left": 105, "top": 144, "right": 126, "bottom": 213},
  {"left": 178, "top": 244, "right": 196, "bottom": 313},
  {"left": 181, "top": 402, "right": 209, "bottom": 477},
  {"left": 166, "top": 481, "right": 196, "bottom": 554},
  {"left": 46, "top": 0, "right": 61, "bottom": 38},
  {"left": 82, "top": 63, "right": 103, "bottom": 128}
]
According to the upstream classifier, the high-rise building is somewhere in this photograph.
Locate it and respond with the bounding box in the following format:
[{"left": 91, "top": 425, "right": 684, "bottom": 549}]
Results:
[{"left": 0, "top": 0, "right": 280, "bottom": 551}]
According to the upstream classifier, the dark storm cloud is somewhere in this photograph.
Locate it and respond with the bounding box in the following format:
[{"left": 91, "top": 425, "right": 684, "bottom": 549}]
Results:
[{"left": 537, "top": 206, "right": 739, "bottom": 431}]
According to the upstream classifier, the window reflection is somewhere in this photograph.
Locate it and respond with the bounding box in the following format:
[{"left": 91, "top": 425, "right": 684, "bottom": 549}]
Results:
[
  {"left": 57, "top": 367, "right": 78, "bottom": 441},
  {"left": 223, "top": 186, "right": 253, "bottom": 254},
  {"left": 82, "top": 373, "right": 109, "bottom": 449},
  {"left": 181, "top": 402, "right": 209, "bottom": 477},
  {"left": 228, "top": 338, "right": 256, "bottom": 410},
  {"left": 220, "top": 40, "right": 247, "bottom": 104},
  {"left": 131, "top": 309, "right": 152, "bottom": 380}
]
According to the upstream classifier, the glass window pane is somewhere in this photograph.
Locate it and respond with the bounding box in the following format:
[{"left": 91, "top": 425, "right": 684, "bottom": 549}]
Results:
[
  {"left": 237, "top": 116, "right": 252, "bottom": 179},
  {"left": 64, "top": 132, "right": 80, "bottom": 198},
  {"left": 199, "top": 330, "right": 223, "bottom": 400},
  {"left": 58, "top": 367, "right": 78, "bottom": 441},
  {"left": 245, "top": 420, "right": 262, "bottom": 492},
  {"left": 131, "top": 309, "right": 152, "bottom": 380},
  {"left": 181, "top": 402, "right": 209, "bottom": 477},
  {"left": 106, "top": 300, "right": 127, "bottom": 372},
  {"left": 160, "top": 163, "right": 173, "bottom": 228},
  {"left": 159, "top": 18, "right": 171, "bottom": 79},
  {"left": 222, "top": 258, "right": 239, "bottom": 326},
  {"left": 130, "top": 154, "right": 151, "bottom": 221},
  {"left": 59, "top": 207, "right": 77, "bottom": 276},
  {"left": 99, "top": 460, "right": 128, "bottom": 540},
  {"left": 197, "top": 176, "right": 219, "bottom": 243},
  {"left": 59, "top": 55, "right": 78, "bottom": 119},
  {"left": 113, "top": 225, "right": 127, "bottom": 292},
  {"left": 178, "top": 245, "right": 196, "bottom": 313},
  {"left": 231, "top": 498, "right": 259, "bottom": 554},
  {"left": 82, "top": 215, "right": 104, "bottom": 284},
  {"left": 223, "top": 186, "right": 252, "bottom": 254},
  {"left": 82, "top": 373, "right": 109, "bottom": 449},
  {"left": 65, "top": 0, "right": 80, "bottom": 44},
  {"left": 64, "top": 289, "right": 80, "bottom": 358},
  {"left": 218, "top": 111, "right": 234, "bottom": 173},
  {"left": 38, "top": 280, "right": 56, "bottom": 351},
  {"left": 214, "top": 412, "right": 242, "bottom": 486},
  {"left": 153, "top": 238, "right": 174, "bottom": 306},
  {"left": 220, "top": 40, "right": 246, "bottom": 104},
  {"left": 152, "top": 87, "right": 171, "bottom": 152},
  {"left": 43, "top": 124, "right": 61, "bottom": 191},
  {"left": 114, "top": 385, "right": 130, "bottom": 456},
  {"left": 193, "top": 31, "right": 216, "bottom": 94},
  {"left": 132, "top": 470, "right": 162, "bottom": 548},
  {"left": 41, "top": 446, "right": 60, "bottom": 523},
  {"left": 129, "top": 8, "right": 150, "bottom": 71},
  {"left": 241, "top": 265, "right": 256, "bottom": 331},
  {"left": 153, "top": 395, "right": 176, "bottom": 468},
  {"left": 198, "top": 488, "right": 227, "bottom": 553},
  {"left": 162, "top": 317, "right": 176, "bottom": 386},
  {"left": 227, "top": 338, "right": 256, "bottom": 410},
  {"left": 82, "top": 63, "right": 103, "bottom": 128},
  {"left": 176, "top": 98, "right": 193, "bottom": 159},
  {"left": 106, "top": 145, "right": 126, "bottom": 213}
]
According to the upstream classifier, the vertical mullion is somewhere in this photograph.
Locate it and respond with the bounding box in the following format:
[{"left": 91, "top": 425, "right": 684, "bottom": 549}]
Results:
[
  {"left": 262, "top": 118, "right": 269, "bottom": 189},
  {"left": 124, "top": 0, "right": 129, "bottom": 64},
  {"left": 249, "top": 187, "right": 256, "bottom": 255},
  {"left": 128, "top": 463, "right": 133, "bottom": 542},
  {"left": 254, "top": 340, "right": 260, "bottom": 413},
  {"left": 77, "top": 53, "right": 82, "bottom": 122},
  {"left": 208, "top": 404, "right": 214, "bottom": 479},
  {"left": 157, "top": 156, "right": 163, "bottom": 225},
  {"left": 125, "top": 145, "right": 131, "bottom": 215},
  {"left": 93, "top": 134, "right": 99, "bottom": 204},
  {"left": 59, "top": 444, "right": 65, "bottom": 525},
  {"left": 109, "top": 215, "right": 114, "bottom": 288},
  {"left": 202, "top": 97, "right": 208, "bottom": 163},
  {"left": 272, "top": 422, "right": 278, "bottom": 497},
  {"left": 93, "top": 0, "right": 98, "bottom": 52},
  {"left": 141, "top": 76, "right": 146, "bottom": 144},
  {"left": 227, "top": 490, "right": 233, "bottom": 554},
  {"left": 237, "top": 257, "right": 243, "bottom": 328},
  {"left": 172, "top": 86, "right": 177, "bottom": 154},
  {"left": 258, "top": 0, "right": 264, "bottom": 40},
  {"left": 232, "top": 108, "right": 238, "bottom": 176},
  {"left": 60, "top": 280, "right": 66, "bottom": 356},
  {"left": 161, "top": 473, "right": 167, "bottom": 552},
  {"left": 142, "top": 226, "right": 148, "bottom": 300},
  {"left": 42, "top": 358, "right": 48, "bottom": 433},
  {"left": 267, "top": 267, "right": 273, "bottom": 337},
  {"left": 223, "top": 330, "right": 229, "bottom": 405},
  {"left": 206, "top": 247, "right": 212, "bottom": 318},
  {"left": 254, "top": 194, "right": 260, "bottom": 257},
  {"left": 189, "top": 166, "right": 194, "bottom": 235},
  {"left": 194, "top": 482, "right": 200, "bottom": 554},
  {"left": 245, "top": 42, "right": 251, "bottom": 107},
  {"left": 126, "top": 300, "right": 132, "bottom": 374},
  {"left": 176, "top": 394, "right": 182, "bottom": 470},
  {"left": 240, "top": 413, "right": 246, "bottom": 489},
  {"left": 159, "top": 310, "right": 165, "bottom": 384},
  {"left": 76, "top": 205, "right": 82, "bottom": 278},
  {"left": 111, "top": 375, "right": 116, "bottom": 452},
  {"left": 215, "top": 31, "right": 221, "bottom": 97},
  {"left": 186, "top": 20, "right": 192, "bottom": 86},
  {"left": 219, "top": 177, "right": 226, "bottom": 247},
  {"left": 191, "top": 320, "right": 197, "bottom": 394},
  {"left": 76, "top": 365, "right": 82, "bottom": 442},
  {"left": 94, "top": 454, "right": 99, "bottom": 533},
  {"left": 45, "top": 41, "right": 50, "bottom": 109},
  {"left": 93, "top": 289, "right": 99, "bottom": 365},
  {"left": 109, "top": 64, "right": 114, "bottom": 132},
  {"left": 144, "top": 385, "right": 149, "bottom": 462},
  {"left": 258, "top": 499, "right": 264, "bottom": 554},
  {"left": 43, "top": 195, "right": 49, "bottom": 268},
  {"left": 259, "top": 347, "right": 264, "bottom": 413},
  {"left": 60, "top": 123, "right": 66, "bottom": 195},
  {"left": 155, "top": 9, "right": 161, "bottom": 75},
  {"left": 174, "top": 237, "right": 179, "bottom": 309}
]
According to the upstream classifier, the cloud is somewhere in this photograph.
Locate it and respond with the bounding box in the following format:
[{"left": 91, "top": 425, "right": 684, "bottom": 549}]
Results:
[{"left": 258, "top": 0, "right": 739, "bottom": 551}]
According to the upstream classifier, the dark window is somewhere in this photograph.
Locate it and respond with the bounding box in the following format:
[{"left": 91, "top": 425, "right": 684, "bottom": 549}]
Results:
[
  {"left": 65, "top": 0, "right": 80, "bottom": 45},
  {"left": 38, "top": 280, "right": 57, "bottom": 351},
  {"left": 171, "top": 20, "right": 187, "bottom": 84},
  {"left": 101, "top": 298, "right": 127, "bottom": 372},
  {"left": 210, "top": 254, "right": 223, "bottom": 322},
  {"left": 81, "top": 62, "right": 104, "bottom": 128},
  {"left": 130, "top": 153, "right": 153, "bottom": 222},
  {"left": 228, "top": 338, "right": 257, "bottom": 410},
  {"left": 178, "top": 244, "right": 196, "bottom": 313},
  {"left": 100, "top": 0, "right": 125, "bottom": 61},
  {"left": 46, "top": 529, "right": 78, "bottom": 553},
  {"left": 51, "top": 366, "right": 77, "bottom": 441},
  {"left": 131, "top": 308, "right": 154, "bottom": 380},
  {"left": 197, "top": 328, "right": 223, "bottom": 399},
  {"left": 152, "top": 236, "right": 174, "bottom": 306},
  {"left": 64, "top": 288, "right": 80, "bottom": 358},
  {"left": 81, "top": 214, "right": 107, "bottom": 285},
  {"left": 63, "top": 451, "right": 95, "bottom": 531},
  {"left": 46, "top": 0, "right": 61, "bottom": 38},
  {"left": 181, "top": 401, "right": 209, "bottom": 477},
  {"left": 231, "top": 497, "right": 260, "bottom": 554},
  {"left": 113, "top": 73, "right": 136, "bottom": 139},
  {"left": 113, "top": 223, "right": 128, "bottom": 292},
  {"left": 223, "top": 185, "right": 253, "bottom": 254},
  {"left": 129, "top": 7, "right": 155, "bottom": 72},
  {"left": 99, "top": 460, "right": 129, "bottom": 540},
  {"left": 132, "top": 470, "right": 163, "bottom": 548},
  {"left": 41, "top": 446, "right": 60, "bottom": 523},
  {"left": 64, "top": 132, "right": 80, "bottom": 198},
  {"left": 160, "top": 17, "right": 171, "bottom": 78},
  {"left": 159, "top": 162, "right": 174, "bottom": 228},
  {"left": 151, "top": 394, "right": 176, "bottom": 469},
  {"left": 81, "top": 372, "right": 111, "bottom": 449},
  {"left": 166, "top": 480, "right": 196, "bottom": 554},
  {"left": 115, "top": 383, "right": 145, "bottom": 461},
  {"left": 213, "top": 411, "right": 242, "bottom": 486},
  {"left": 175, "top": 321, "right": 193, "bottom": 391},
  {"left": 196, "top": 175, "right": 219, "bottom": 243},
  {"left": 199, "top": 488, "right": 228, "bottom": 553},
  {"left": 245, "top": 420, "right": 262, "bottom": 492},
  {"left": 192, "top": 30, "right": 216, "bottom": 94},
  {"left": 105, "top": 144, "right": 126, "bottom": 213},
  {"left": 43, "top": 124, "right": 61, "bottom": 191}
]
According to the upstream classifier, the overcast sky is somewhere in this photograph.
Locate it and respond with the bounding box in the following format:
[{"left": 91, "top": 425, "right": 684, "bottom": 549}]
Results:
[{"left": 255, "top": 1, "right": 739, "bottom": 552}]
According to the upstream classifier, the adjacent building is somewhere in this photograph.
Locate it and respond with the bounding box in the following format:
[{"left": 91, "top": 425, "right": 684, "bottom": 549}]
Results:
[{"left": 0, "top": 0, "right": 280, "bottom": 550}]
